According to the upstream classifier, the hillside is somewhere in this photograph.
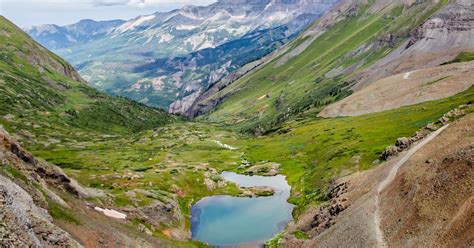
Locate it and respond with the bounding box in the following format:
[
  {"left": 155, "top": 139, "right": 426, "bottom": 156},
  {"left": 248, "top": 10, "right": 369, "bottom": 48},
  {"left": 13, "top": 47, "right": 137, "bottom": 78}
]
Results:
[
  {"left": 192, "top": 0, "right": 473, "bottom": 134},
  {"left": 24, "top": 19, "right": 125, "bottom": 50},
  {"left": 0, "top": 16, "right": 174, "bottom": 135},
  {"left": 280, "top": 112, "right": 473, "bottom": 247}
]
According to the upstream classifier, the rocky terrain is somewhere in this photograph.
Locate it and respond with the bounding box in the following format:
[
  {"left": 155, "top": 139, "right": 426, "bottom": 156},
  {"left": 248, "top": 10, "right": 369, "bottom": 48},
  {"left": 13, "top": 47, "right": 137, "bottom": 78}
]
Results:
[
  {"left": 280, "top": 112, "right": 474, "bottom": 248},
  {"left": 348, "top": 0, "right": 474, "bottom": 92},
  {"left": 0, "top": 126, "right": 82, "bottom": 247}
]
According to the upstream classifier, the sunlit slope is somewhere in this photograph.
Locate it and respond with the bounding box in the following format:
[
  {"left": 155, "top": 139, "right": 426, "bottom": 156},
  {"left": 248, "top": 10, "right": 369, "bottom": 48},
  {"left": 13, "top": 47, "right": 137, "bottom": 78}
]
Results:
[{"left": 199, "top": 0, "right": 448, "bottom": 133}]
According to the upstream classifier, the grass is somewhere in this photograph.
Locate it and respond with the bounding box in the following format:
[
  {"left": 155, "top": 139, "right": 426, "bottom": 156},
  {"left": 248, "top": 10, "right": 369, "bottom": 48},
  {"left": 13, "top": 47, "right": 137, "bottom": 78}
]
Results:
[
  {"left": 1, "top": 164, "right": 28, "bottom": 182},
  {"left": 292, "top": 230, "right": 310, "bottom": 240},
  {"left": 27, "top": 122, "right": 244, "bottom": 230},
  {"left": 229, "top": 86, "right": 474, "bottom": 215},
  {"left": 47, "top": 199, "right": 81, "bottom": 225},
  {"left": 0, "top": 16, "right": 176, "bottom": 136},
  {"left": 443, "top": 51, "right": 474, "bottom": 64}
]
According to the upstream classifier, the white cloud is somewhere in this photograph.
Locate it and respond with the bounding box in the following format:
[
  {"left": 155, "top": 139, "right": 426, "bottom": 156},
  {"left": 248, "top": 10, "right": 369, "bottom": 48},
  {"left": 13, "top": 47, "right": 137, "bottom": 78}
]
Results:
[{"left": 93, "top": 0, "right": 129, "bottom": 6}]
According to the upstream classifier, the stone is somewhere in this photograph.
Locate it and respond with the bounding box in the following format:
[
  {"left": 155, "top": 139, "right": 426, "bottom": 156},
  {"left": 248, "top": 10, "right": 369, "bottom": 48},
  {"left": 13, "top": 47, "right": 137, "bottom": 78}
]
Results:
[
  {"left": 395, "top": 137, "right": 412, "bottom": 149},
  {"left": 426, "top": 123, "right": 438, "bottom": 131},
  {"left": 439, "top": 116, "right": 449, "bottom": 124},
  {"left": 381, "top": 145, "right": 400, "bottom": 160}
]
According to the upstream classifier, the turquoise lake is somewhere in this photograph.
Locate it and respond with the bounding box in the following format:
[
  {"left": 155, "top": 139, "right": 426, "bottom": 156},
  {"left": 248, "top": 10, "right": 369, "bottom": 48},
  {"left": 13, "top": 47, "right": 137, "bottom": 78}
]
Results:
[{"left": 190, "top": 172, "right": 295, "bottom": 246}]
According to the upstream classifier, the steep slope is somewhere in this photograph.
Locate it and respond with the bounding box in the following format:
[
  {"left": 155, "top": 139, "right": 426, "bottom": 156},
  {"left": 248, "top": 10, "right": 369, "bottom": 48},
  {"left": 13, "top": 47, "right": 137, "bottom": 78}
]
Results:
[
  {"left": 0, "top": 16, "right": 174, "bottom": 135},
  {"left": 279, "top": 112, "right": 473, "bottom": 247},
  {"left": 0, "top": 126, "right": 83, "bottom": 247},
  {"left": 136, "top": 26, "right": 296, "bottom": 113},
  {"left": 0, "top": 16, "right": 194, "bottom": 246},
  {"left": 193, "top": 0, "right": 474, "bottom": 134},
  {"left": 27, "top": 0, "right": 338, "bottom": 110},
  {"left": 351, "top": 0, "right": 474, "bottom": 91}
]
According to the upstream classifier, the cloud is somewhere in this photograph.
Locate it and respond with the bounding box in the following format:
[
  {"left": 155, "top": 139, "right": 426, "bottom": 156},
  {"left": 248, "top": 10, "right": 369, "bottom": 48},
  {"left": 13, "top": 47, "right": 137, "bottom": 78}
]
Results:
[{"left": 93, "top": 0, "right": 129, "bottom": 6}]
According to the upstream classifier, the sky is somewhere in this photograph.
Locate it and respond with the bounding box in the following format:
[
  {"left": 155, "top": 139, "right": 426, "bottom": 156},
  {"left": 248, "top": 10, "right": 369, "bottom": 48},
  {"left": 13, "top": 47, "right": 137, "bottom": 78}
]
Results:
[{"left": 0, "top": 0, "right": 217, "bottom": 28}]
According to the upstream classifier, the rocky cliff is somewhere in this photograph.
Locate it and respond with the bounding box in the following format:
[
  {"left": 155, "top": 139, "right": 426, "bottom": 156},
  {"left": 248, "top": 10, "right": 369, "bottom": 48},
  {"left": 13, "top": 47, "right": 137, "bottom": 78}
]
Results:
[{"left": 0, "top": 126, "right": 85, "bottom": 247}]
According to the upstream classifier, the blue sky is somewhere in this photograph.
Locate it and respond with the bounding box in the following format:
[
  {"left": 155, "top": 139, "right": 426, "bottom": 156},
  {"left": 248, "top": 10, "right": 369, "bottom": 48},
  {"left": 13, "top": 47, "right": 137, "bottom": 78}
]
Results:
[{"left": 1, "top": 0, "right": 217, "bottom": 28}]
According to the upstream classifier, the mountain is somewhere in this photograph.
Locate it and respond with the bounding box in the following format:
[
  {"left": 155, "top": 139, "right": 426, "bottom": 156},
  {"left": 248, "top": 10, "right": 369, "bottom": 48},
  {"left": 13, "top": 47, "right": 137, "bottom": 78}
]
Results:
[
  {"left": 24, "top": 19, "right": 125, "bottom": 50},
  {"left": 192, "top": 0, "right": 474, "bottom": 134},
  {"left": 26, "top": 0, "right": 339, "bottom": 111},
  {"left": 135, "top": 25, "right": 297, "bottom": 113}
]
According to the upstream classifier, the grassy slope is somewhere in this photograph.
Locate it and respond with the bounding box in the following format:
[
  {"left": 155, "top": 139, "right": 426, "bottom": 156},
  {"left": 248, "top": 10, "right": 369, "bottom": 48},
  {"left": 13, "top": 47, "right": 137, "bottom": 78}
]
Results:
[
  {"left": 202, "top": 1, "right": 448, "bottom": 133},
  {"left": 0, "top": 16, "right": 199, "bottom": 245},
  {"left": 0, "top": 16, "right": 174, "bottom": 136},
  {"left": 236, "top": 87, "right": 473, "bottom": 213}
]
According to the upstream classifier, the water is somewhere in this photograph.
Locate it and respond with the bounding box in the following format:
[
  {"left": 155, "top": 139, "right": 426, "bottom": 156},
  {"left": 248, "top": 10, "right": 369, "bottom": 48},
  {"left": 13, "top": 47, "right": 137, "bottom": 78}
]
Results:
[{"left": 191, "top": 172, "right": 295, "bottom": 246}]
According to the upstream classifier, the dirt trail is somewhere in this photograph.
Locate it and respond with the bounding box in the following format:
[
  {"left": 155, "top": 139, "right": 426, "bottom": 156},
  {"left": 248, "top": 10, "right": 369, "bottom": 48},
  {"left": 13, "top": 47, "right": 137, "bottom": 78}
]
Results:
[{"left": 373, "top": 125, "right": 449, "bottom": 247}]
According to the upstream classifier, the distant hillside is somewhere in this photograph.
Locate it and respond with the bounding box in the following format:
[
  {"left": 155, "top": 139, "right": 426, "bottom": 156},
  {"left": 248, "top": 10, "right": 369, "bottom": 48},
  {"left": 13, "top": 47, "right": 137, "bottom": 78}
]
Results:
[
  {"left": 0, "top": 16, "right": 175, "bottom": 135},
  {"left": 24, "top": 19, "right": 125, "bottom": 50}
]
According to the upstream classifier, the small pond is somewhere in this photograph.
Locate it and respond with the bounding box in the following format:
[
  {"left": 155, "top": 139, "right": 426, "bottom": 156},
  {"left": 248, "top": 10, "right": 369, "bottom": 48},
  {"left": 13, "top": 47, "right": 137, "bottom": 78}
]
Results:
[{"left": 191, "top": 172, "right": 295, "bottom": 246}]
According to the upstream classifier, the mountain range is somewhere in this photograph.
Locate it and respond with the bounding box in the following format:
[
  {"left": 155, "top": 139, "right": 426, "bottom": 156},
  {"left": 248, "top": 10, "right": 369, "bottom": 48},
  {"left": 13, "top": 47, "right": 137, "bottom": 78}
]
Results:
[{"left": 25, "top": 0, "right": 339, "bottom": 112}]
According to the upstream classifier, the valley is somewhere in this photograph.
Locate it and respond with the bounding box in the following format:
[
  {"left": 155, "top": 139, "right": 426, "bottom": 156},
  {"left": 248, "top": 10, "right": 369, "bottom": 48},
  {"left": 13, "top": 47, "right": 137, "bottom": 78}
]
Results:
[
  {"left": 1, "top": 0, "right": 474, "bottom": 247},
  {"left": 26, "top": 0, "right": 339, "bottom": 111}
]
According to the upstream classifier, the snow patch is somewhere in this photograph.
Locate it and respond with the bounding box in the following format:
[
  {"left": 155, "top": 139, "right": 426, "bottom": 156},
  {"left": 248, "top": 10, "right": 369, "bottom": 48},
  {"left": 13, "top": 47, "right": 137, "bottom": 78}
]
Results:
[
  {"left": 159, "top": 33, "right": 174, "bottom": 43},
  {"left": 94, "top": 207, "right": 127, "bottom": 219},
  {"left": 213, "top": 140, "right": 237, "bottom": 150},
  {"left": 116, "top": 15, "right": 155, "bottom": 33},
  {"left": 176, "top": 24, "right": 199, "bottom": 30}
]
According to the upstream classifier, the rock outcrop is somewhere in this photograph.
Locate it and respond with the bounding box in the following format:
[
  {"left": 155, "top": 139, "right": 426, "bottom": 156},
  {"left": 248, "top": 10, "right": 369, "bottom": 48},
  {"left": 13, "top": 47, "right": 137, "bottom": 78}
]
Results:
[
  {"left": 0, "top": 126, "right": 83, "bottom": 247},
  {"left": 0, "top": 175, "right": 81, "bottom": 247},
  {"left": 352, "top": 0, "right": 474, "bottom": 91},
  {"left": 381, "top": 104, "right": 471, "bottom": 160}
]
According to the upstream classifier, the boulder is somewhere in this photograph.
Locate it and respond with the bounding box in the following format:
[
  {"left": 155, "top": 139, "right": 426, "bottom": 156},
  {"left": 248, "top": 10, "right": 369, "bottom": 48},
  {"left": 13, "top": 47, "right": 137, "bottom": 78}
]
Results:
[
  {"left": 395, "top": 137, "right": 412, "bottom": 149},
  {"left": 381, "top": 145, "right": 400, "bottom": 160}
]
